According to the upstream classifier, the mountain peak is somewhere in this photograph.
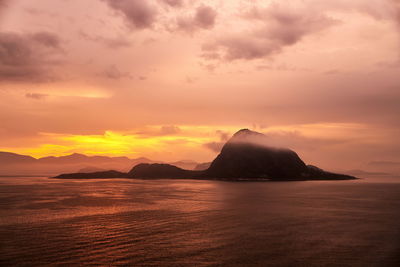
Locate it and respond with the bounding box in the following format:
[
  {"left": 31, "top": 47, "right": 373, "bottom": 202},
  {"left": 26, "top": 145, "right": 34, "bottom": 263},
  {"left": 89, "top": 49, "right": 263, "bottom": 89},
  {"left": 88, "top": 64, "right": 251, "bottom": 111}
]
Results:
[
  {"left": 206, "top": 129, "right": 307, "bottom": 179},
  {"left": 229, "top": 128, "right": 269, "bottom": 147},
  {"left": 0, "top": 151, "right": 36, "bottom": 162},
  {"left": 68, "top": 153, "right": 86, "bottom": 158},
  {"left": 235, "top": 128, "right": 252, "bottom": 133},
  {"left": 232, "top": 128, "right": 258, "bottom": 137}
]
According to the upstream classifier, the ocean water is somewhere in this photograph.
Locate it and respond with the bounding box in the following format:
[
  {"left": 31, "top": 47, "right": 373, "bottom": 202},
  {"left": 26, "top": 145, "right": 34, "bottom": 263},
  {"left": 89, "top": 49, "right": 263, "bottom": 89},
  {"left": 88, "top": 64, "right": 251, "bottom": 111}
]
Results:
[{"left": 0, "top": 177, "right": 399, "bottom": 266}]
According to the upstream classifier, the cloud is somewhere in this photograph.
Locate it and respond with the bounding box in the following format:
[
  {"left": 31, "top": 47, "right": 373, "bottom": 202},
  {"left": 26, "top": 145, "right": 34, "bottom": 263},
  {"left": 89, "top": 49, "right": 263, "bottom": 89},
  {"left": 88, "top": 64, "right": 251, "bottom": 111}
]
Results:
[
  {"left": 216, "top": 130, "right": 229, "bottom": 142},
  {"left": 0, "top": 31, "right": 63, "bottom": 82},
  {"left": 390, "top": 0, "right": 400, "bottom": 29},
  {"left": 79, "top": 31, "right": 131, "bottom": 48},
  {"left": 203, "top": 129, "right": 352, "bottom": 154},
  {"left": 201, "top": 3, "right": 336, "bottom": 61},
  {"left": 160, "top": 125, "right": 181, "bottom": 135},
  {"left": 203, "top": 141, "right": 224, "bottom": 153},
  {"left": 101, "top": 1, "right": 218, "bottom": 34},
  {"left": 134, "top": 125, "right": 181, "bottom": 137},
  {"left": 25, "top": 93, "right": 48, "bottom": 100},
  {"left": 102, "top": 0, "right": 157, "bottom": 30},
  {"left": 194, "top": 5, "right": 217, "bottom": 29},
  {"left": 31, "top": 32, "right": 61, "bottom": 49},
  {"left": 100, "top": 65, "right": 133, "bottom": 80},
  {"left": 203, "top": 130, "right": 230, "bottom": 153},
  {"left": 0, "top": 0, "right": 9, "bottom": 13},
  {"left": 159, "top": 0, "right": 183, "bottom": 8},
  {"left": 176, "top": 4, "right": 217, "bottom": 33}
]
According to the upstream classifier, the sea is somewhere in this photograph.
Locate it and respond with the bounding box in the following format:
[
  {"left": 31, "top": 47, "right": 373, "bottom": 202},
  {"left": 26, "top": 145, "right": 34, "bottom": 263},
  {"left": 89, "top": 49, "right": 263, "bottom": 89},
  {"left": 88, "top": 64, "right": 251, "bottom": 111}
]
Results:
[{"left": 0, "top": 176, "right": 399, "bottom": 266}]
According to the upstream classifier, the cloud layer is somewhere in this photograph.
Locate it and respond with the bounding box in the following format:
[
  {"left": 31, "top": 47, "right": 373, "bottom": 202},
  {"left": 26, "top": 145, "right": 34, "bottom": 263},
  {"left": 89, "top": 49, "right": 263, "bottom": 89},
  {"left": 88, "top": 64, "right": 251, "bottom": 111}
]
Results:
[
  {"left": 0, "top": 31, "right": 63, "bottom": 82},
  {"left": 202, "top": 3, "right": 336, "bottom": 61},
  {"left": 103, "top": 0, "right": 157, "bottom": 29}
]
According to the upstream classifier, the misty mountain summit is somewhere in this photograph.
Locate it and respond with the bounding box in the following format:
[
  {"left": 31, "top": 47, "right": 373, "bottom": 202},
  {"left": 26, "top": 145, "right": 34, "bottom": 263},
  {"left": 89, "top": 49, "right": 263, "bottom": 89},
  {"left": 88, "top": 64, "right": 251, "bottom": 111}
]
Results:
[
  {"left": 205, "top": 128, "right": 309, "bottom": 179},
  {"left": 56, "top": 129, "right": 355, "bottom": 181}
]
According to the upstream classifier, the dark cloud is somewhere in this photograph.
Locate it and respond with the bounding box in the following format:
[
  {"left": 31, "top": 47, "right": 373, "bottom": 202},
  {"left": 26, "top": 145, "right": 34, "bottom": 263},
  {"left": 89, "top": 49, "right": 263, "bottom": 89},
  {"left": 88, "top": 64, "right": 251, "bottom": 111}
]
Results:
[
  {"left": 0, "top": 0, "right": 8, "bottom": 10},
  {"left": 308, "top": 0, "right": 400, "bottom": 31},
  {"left": 203, "top": 129, "right": 229, "bottom": 153},
  {"left": 194, "top": 5, "right": 217, "bottom": 29},
  {"left": 103, "top": 0, "right": 157, "bottom": 29},
  {"left": 100, "top": 65, "right": 133, "bottom": 80},
  {"left": 0, "top": 31, "right": 63, "bottom": 82},
  {"left": 391, "top": 0, "right": 400, "bottom": 28},
  {"left": 216, "top": 130, "right": 229, "bottom": 142},
  {"left": 31, "top": 32, "right": 61, "bottom": 49},
  {"left": 159, "top": 0, "right": 183, "bottom": 8},
  {"left": 160, "top": 125, "right": 181, "bottom": 135},
  {"left": 203, "top": 141, "right": 224, "bottom": 153},
  {"left": 177, "top": 5, "right": 217, "bottom": 33},
  {"left": 0, "top": 0, "right": 10, "bottom": 14},
  {"left": 25, "top": 93, "right": 48, "bottom": 100},
  {"left": 202, "top": 4, "right": 335, "bottom": 61},
  {"left": 176, "top": 17, "right": 195, "bottom": 33},
  {"left": 79, "top": 30, "right": 131, "bottom": 48}
]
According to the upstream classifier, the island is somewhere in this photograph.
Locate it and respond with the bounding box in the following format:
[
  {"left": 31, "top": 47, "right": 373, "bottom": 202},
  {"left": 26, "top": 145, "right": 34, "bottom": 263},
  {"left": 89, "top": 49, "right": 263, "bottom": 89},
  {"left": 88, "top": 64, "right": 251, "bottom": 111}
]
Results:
[{"left": 55, "top": 129, "right": 356, "bottom": 181}]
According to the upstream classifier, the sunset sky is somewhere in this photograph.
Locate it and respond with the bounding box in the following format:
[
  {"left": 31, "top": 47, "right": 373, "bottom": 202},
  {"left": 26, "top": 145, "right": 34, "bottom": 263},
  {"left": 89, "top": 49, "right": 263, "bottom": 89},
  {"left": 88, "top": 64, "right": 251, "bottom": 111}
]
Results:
[{"left": 0, "top": 0, "right": 399, "bottom": 171}]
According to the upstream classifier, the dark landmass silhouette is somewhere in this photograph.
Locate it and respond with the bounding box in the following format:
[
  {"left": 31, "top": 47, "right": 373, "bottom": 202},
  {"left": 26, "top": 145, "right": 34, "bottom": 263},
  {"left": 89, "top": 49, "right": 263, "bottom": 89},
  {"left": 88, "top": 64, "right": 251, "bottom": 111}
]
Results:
[
  {"left": 56, "top": 170, "right": 127, "bottom": 179},
  {"left": 205, "top": 129, "right": 310, "bottom": 179},
  {"left": 129, "top": 163, "right": 203, "bottom": 179},
  {"left": 78, "top": 166, "right": 107, "bottom": 173},
  {"left": 55, "top": 129, "right": 356, "bottom": 181}
]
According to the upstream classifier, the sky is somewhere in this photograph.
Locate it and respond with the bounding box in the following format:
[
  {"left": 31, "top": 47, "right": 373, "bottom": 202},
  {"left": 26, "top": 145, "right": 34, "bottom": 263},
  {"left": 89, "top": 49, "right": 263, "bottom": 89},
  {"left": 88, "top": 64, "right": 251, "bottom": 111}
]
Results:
[{"left": 0, "top": 0, "right": 399, "bottom": 171}]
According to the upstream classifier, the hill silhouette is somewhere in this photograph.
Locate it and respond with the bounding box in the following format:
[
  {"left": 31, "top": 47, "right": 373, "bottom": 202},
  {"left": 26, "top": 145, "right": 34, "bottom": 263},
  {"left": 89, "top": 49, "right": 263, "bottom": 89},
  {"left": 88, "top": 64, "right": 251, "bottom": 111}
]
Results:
[
  {"left": 56, "top": 170, "right": 127, "bottom": 179},
  {"left": 205, "top": 129, "right": 309, "bottom": 179},
  {"left": 0, "top": 152, "right": 36, "bottom": 163},
  {"left": 55, "top": 129, "right": 355, "bottom": 181},
  {"left": 128, "top": 163, "right": 202, "bottom": 179}
]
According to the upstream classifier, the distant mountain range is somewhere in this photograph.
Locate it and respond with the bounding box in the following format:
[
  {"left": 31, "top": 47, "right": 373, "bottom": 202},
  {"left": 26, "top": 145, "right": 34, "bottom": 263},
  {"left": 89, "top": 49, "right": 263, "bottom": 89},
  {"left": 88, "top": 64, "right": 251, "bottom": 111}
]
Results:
[
  {"left": 56, "top": 129, "right": 356, "bottom": 181},
  {"left": 0, "top": 151, "right": 204, "bottom": 176}
]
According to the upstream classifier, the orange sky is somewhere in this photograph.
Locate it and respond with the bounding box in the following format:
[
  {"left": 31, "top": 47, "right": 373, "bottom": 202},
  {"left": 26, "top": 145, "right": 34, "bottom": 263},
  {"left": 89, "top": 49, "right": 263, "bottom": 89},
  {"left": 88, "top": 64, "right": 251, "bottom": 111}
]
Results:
[{"left": 0, "top": 0, "right": 400, "bottom": 171}]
